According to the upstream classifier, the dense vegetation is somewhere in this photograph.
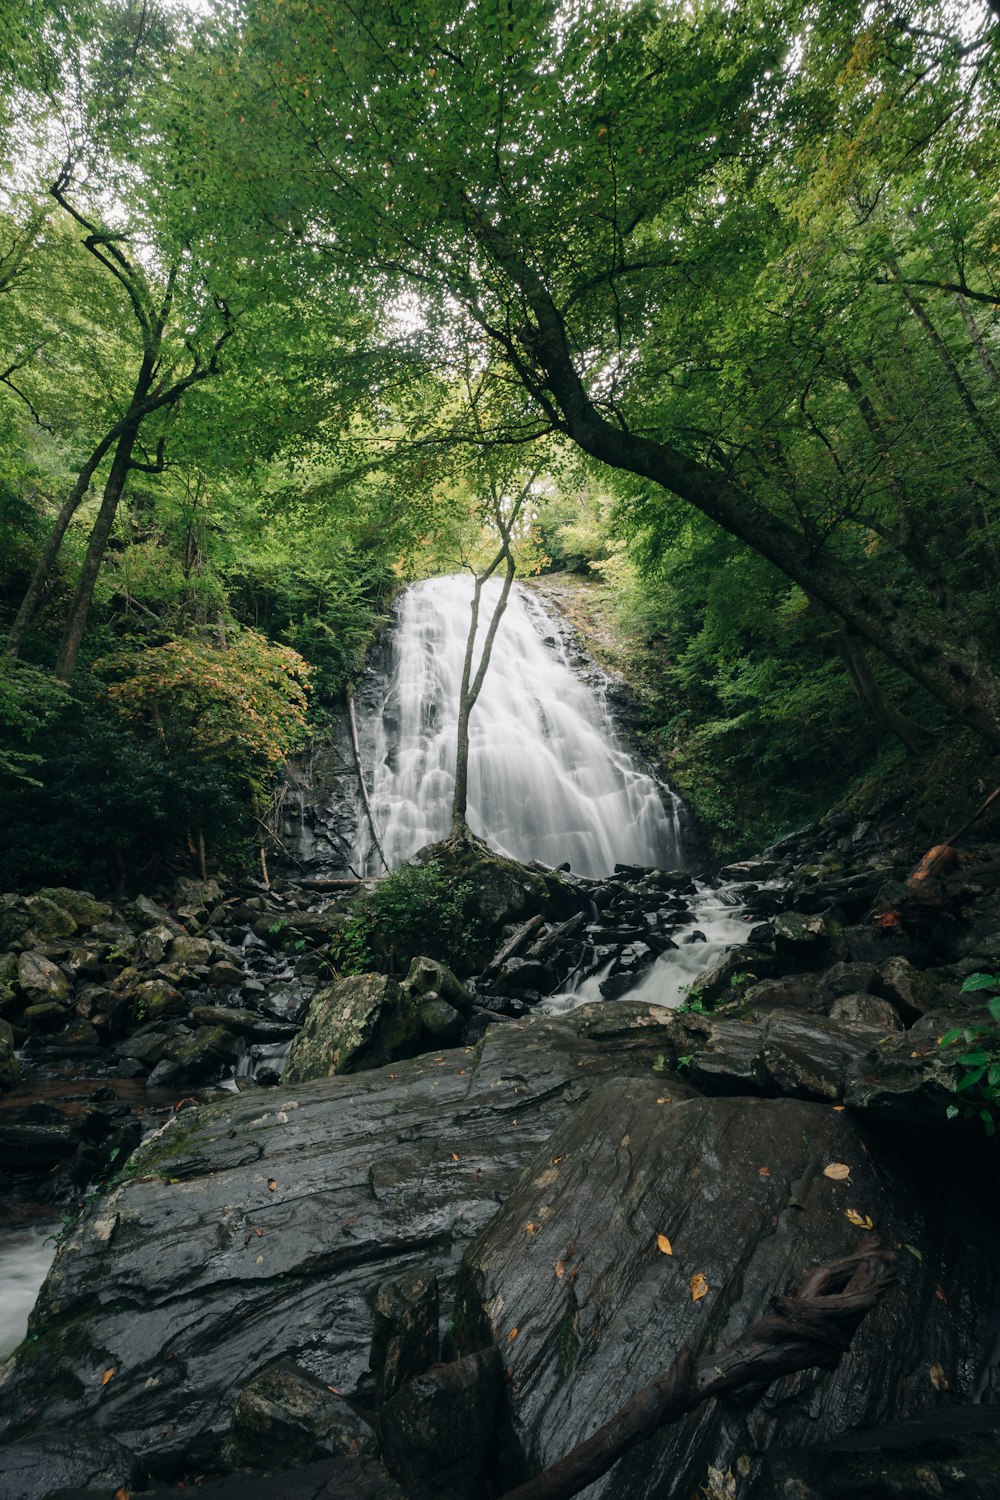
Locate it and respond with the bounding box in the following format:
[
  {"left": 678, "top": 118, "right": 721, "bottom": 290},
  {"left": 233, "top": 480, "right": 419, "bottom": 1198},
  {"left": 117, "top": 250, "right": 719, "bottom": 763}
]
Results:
[{"left": 1, "top": 0, "right": 999, "bottom": 882}]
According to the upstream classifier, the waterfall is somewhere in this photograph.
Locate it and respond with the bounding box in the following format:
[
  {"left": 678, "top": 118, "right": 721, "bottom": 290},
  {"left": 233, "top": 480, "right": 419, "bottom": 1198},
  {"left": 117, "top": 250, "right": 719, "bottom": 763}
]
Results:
[{"left": 352, "top": 574, "right": 683, "bottom": 878}]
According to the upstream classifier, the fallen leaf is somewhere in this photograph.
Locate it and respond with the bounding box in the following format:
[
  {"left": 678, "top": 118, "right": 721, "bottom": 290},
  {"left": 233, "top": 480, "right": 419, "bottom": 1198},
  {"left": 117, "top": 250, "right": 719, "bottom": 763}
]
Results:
[
  {"left": 525, "top": 1222, "right": 536, "bottom": 1234},
  {"left": 736, "top": 1455, "right": 751, "bottom": 1478},
  {"left": 451, "top": 1152, "right": 459, "bottom": 1162},
  {"left": 115, "top": 1489, "right": 131, "bottom": 1500},
  {"left": 656, "top": 1233, "right": 673, "bottom": 1255},
  {"left": 823, "top": 1162, "right": 851, "bottom": 1181},
  {"left": 832, "top": 1105, "right": 846, "bottom": 1112},
  {"left": 101, "top": 1366, "right": 116, "bottom": 1386},
  {"left": 656, "top": 1096, "right": 670, "bottom": 1104},
  {"left": 758, "top": 1166, "right": 770, "bottom": 1177},
  {"left": 554, "top": 1259, "right": 565, "bottom": 1279},
  {"left": 906, "top": 1243, "right": 923, "bottom": 1261},
  {"left": 508, "top": 1326, "right": 519, "bottom": 1342},
  {"left": 845, "top": 1209, "right": 875, "bottom": 1229},
  {"left": 326, "top": 1384, "right": 341, "bottom": 1395},
  {"left": 928, "top": 1362, "right": 949, "bottom": 1391},
  {"left": 935, "top": 1283, "right": 948, "bottom": 1304},
  {"left": 690, "top": 1272, "right": 709, "bottom": 1302},
  {"left": 551, "top": 1154, "right": 564, "bottom": 1165},
  {"left": 267, "top": 1179, "right": 277, "bottom": 1192}
]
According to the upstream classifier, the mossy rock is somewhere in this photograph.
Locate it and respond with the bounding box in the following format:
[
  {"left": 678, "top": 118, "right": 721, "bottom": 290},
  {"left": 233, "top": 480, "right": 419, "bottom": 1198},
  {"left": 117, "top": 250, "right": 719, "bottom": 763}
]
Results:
[{"left": 284, "top": 974, "right": 421, "bottom": 1081}]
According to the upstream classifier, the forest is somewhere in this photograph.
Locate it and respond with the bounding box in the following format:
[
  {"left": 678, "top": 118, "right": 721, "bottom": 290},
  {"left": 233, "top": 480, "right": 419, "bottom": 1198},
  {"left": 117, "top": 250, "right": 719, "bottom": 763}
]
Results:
[{"left": 1, "top": 0, "right": 999, "bottom": 879}]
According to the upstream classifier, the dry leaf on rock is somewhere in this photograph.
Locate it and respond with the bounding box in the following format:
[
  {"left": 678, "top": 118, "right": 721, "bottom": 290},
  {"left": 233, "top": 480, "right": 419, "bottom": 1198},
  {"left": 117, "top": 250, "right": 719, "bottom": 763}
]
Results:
[
  {"left": 690, "top": 1272, "right": 709, "bottom": 1301},
  {"left": 823, "top": 1162, "right": 851, "bottom": 1180},
  {"left": 845, "top": 1208, "right": 875, "bottom": 1229},
  {"left": 656, "top": 1233, "right": 673, "bottom": 1255}
]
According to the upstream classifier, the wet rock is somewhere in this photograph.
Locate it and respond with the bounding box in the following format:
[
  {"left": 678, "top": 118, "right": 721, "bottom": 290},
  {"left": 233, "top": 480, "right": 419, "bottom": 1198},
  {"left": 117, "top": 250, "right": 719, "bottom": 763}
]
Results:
[
  {"left": 417, "top": 996, "right": 464, "bottom": 1043},
  {"left": 228, "top": 1360, "right": 375, "bottom": 1467},
  {"left": 135, "top": 924, "right": 175, "bottom": 965},
  {"left": 495, "top": 957, "right": 553, "bottom": 996},
  {"left": 736, "top": 974, "right": 824, "bottom": 1016},
  {"left": 35, "top": 888, "right": 112, "bottom": 930},
  {"left": 0, "top": 1018, "right": 19, "bottom": 1088},
  {"left": 284, "top": 974, "right": 420, "bottom": 1081},
  {"left": 191, "top": 1005, "right": 297, "bottom": 1042},
  {"left": 22, "top": 1000, "right": 71, "bottom": 1031},
  {"left": 773, "top": 911, "right": 832, "bottom": 952},
  {"left": 114, "top": 1027, "right": 174, "bottom": 1067},
  {"left": 0, "top": 1121, "right": 78, "bottom": 1170},
  {"left": 761, "top": 1010, "right": 879, "bottom": 1100},
  {"left": 131, "top": 894, "right": 182, "bottom": 933},
  {"left": 377, "top": 1347, "right": 502, "bottom": 1500},
  {"left": 0, "top": 1012, "right": 673, "bottom": 1469},
  {"left": 159, "top": 1024, "right": 244, "bottom": 1084},
  {"left": 829, "top": 993, "right": 902, "bottom": 1030},
  {"left": 209, "top": 960, "right": 246, "bottom": 986},
  {"left": 820, "top": 960, "right": 877, "bottom": 1002},
  {"left": 21, "top": 894, "right": 79, "bottom": 942},
  {"left": 370, "top": 1268, "right": 440, "bottom": 1407},
  {"left": 131, "top": 978, "right": 187, "bottom": 1023},
  {"left": 400, "top": 953, "right": 463, "bottom": 1006},
  {"left": 871, "top": 956, "right": 946, "bottom": 1023},
  {"left": 17, "top": 951, "right": 71, "bottom": 1005},
  {"left": 754, "top": 1405, "right": 1000, "bottom": 1500},
  {"left": 169, "top": 934, "right": 215, "bottom": 967},
  {"left": 719, "top": 858, "right": 781, "bottom": 881},
  {"left": 0, "top": 1428, "right": 143, "bottom": 1500},
  {"left": 452, "top": 1081, "right": 1000, "bottom": 1500},
  {"left": 690, "top": 946, "right": 776, "bottom": 1003}
]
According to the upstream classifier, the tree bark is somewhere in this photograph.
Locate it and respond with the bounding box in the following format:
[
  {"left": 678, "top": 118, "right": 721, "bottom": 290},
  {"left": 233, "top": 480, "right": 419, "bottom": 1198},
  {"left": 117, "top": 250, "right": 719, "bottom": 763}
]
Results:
[
  {"left": 956, "top": 294, "right": 1000, "bottom": 390},
  {"left": 54, "top": 413, "right": 144, "bottom": 680},
  {"left": 451, "top": 545, "right": 516, "bottom": 836},
  {"left": 6, "top": 427, "right": 120, "bottom": 657}
]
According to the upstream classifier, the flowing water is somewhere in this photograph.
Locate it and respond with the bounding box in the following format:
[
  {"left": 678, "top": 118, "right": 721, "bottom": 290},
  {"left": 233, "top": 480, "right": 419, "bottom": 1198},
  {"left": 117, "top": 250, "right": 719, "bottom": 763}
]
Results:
[
  {"left": 0, "top": 1222, "right": 58, "bottom": 1361},
  {"left": 352, "top": 575, "right": 683, "bottom": 878}
]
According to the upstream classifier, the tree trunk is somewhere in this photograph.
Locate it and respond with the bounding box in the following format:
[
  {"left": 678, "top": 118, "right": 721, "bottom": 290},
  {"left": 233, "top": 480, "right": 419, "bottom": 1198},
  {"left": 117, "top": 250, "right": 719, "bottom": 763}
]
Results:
[
  {"left": 6, "top": 428, "right": 120, "bottom": 657},
  {"left": 956, "top": 294, "right": 1000, "bottom": 390},
  {"left": 833, "top": 629, "right": 933, "bottom": 756},
  {"left": 473, "top": 232, "right": 1000, "bottom": 749},
  {"left": 54, "top": 418, "right": 142, "bottom": 680},
  {"left": 452, "top": 548, "right": 516, "bottom": 836}
]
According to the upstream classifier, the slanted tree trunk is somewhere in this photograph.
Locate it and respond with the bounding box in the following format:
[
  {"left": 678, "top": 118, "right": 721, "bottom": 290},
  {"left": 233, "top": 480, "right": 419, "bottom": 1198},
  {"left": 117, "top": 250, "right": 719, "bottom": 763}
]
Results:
[
  {"left": 451, "top": 542, "right": 517, "bottom": 836},
  {"left": 467, "top": 216, "right": 1000, "bottom": 750}
]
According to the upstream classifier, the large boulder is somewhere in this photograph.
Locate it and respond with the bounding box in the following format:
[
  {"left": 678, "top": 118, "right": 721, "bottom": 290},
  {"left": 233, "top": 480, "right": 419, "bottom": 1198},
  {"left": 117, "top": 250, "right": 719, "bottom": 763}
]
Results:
[
  {"left": 17, "top": 951, "right": 71, "bottom": 1006},
  {"left": 0, "top": 1011, "right": 686, "bottom": 1473},
  {"left": 284, "top": 974, "right": 421, "bottom": 1080},
  {"left": 0, "top": 1018, "right": 19, "bottom": 1089},
  {"left": 451, "top": 1079, "right": 1000, "bottom": 1499}
]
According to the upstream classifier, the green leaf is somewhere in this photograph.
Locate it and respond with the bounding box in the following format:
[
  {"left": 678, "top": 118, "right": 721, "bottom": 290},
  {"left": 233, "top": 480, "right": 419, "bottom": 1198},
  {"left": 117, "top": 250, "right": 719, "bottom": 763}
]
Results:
[{"left": 961, "top": 973, "right": 1000, "bottom": 993}]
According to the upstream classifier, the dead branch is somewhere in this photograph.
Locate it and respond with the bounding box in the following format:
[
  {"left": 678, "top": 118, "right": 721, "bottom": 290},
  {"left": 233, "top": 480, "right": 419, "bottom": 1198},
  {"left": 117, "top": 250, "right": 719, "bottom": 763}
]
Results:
[{"left": 499, "top": 1240, "right": 896, "bottom": 1500}]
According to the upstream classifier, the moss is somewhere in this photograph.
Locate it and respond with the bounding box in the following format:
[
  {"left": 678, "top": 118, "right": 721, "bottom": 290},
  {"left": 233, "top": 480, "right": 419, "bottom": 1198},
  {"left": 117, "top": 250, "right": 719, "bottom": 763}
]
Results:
[{"left": 556, "top": 1294, "right": 580, "bottom": 1385}]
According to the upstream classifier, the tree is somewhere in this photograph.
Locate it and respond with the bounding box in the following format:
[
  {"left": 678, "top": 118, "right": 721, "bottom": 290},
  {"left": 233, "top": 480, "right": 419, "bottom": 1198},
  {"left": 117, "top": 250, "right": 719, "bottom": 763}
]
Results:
[{"left": 203, "top": 0, "right": 1000, "bottom": 747}]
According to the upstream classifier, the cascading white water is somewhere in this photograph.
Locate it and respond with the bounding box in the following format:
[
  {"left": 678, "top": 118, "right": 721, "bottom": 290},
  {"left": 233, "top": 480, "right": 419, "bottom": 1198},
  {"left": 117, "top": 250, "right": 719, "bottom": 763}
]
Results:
[{"left": 353, "top": 574, "right": 683, "bottom": 878}]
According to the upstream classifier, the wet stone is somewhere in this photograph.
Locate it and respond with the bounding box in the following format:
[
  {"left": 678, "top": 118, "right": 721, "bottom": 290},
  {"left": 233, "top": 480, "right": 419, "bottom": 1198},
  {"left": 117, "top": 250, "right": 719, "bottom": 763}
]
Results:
[
  {"left": 17, "top": 951, "right": 71, "bottom": 1005},
  {"left": 370, "top": 1268, "right": 440, "bottom": 1407},
  {"left": 228, "top": 1360, "right": 375, "bottom": 1468}
]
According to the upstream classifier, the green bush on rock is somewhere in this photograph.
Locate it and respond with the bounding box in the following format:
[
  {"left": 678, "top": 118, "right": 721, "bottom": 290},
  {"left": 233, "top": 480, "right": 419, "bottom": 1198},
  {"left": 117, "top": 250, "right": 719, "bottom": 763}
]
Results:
[{"left": 332, "top": 859, "right": 488, "bottom": 976}]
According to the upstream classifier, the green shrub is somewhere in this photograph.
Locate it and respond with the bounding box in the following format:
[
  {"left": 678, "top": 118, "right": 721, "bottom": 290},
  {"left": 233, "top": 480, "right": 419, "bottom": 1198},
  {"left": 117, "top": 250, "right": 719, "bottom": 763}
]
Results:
[
  {"left": 939, "top": 972, "right": 1000, "bottom": 1136},
  {"left": 332, "top": 859, "right": 486, "bottom": 976}
]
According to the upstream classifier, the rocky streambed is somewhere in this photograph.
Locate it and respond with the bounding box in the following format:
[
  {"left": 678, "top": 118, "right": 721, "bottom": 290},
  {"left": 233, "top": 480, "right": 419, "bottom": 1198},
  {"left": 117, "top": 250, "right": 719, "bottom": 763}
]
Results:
[{"left": 2, "top": 805, "right": 1000, "bottom": 1498}]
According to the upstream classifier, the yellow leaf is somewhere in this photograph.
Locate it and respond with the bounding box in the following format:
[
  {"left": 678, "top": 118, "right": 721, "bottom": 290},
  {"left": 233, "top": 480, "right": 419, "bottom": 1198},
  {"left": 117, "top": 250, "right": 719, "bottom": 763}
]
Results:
[
  {"left": 758, "top": 1166, "right": 770, "bottom": 1177},
  {"left": 823, "top": 1162, "right": 851, "bottom": 1180},
  {"left": 508, "top": 1326, "right": 519, "bottom": 1342},
  {"left": 928, "top": 1362, "right": 949, "bottom": 1391},
  {"left": 451, "top": 1152, "right": 459, "bottom": 1162},
  {"left": 656, "top": 1233, "right": 673, "bottom": 1255},
  {"left": 690, "top": 1272, "right": 709, "bottom": 1302},
  {"left": 525, "top": 1222, "right": 536, "bottom": 1234},
  {"left": 267, "top": 1179, "right": 277, "bottom": 1192},
  {"left": 554, "top": 1259, "right": 565, "bottom": 1279},
  {"left": 101, "top": 1366, "right": 115, "bottom": 1386},
  {"left": 845, "top": 1208, "right": 875, "bottom": 1229}
]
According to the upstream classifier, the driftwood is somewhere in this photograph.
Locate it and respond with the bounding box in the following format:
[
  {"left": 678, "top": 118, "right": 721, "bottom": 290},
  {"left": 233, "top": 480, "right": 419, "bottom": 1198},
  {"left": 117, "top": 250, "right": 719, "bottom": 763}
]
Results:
[
  {"left": 527, "top": 911, "right": 585, "bottom": 962},
  {"left": 484, "top": 914, "right": 546, "bottom": 975},
  {"left": 499, "top": 1240, "right": 896, "bottom": 1500}
]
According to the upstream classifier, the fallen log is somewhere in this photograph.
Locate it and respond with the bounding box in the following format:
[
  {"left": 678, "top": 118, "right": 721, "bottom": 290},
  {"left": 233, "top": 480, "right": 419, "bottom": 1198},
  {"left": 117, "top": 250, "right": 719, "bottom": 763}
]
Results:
[
  {"left": 483, "top": 914, "right": 546, "bottom": 976},
  {"left": 527, "top": 911, "right": 585, "bottom": 962},
  {"left": 499, "top": 1240, "right": 896, "bottom": 1500}
]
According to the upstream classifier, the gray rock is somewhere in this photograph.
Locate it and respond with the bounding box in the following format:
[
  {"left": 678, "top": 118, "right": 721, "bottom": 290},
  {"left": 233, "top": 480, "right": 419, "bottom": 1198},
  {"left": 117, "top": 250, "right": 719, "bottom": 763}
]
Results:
[
  {"left": 34, "top": 888, "right": 112, "bottom": 930},
  {"left": 21, "top": 894, "right": 78, "bottom": 942},
  {"left": 130, "top": 894, "right": 183, "bottom": 933},
  {"left": 830, "top": 993, "right": 902, "bottom": 1030},
  {"left": 0, "top": 1428, "right": 143, "bottom": 1500},
  {"left": 22, "top": 1000, "right": 71, "bottom": 1031},
  {"left": 17, "top": 951, "right": 71, "bottom": 1005},
  {"left": 402, "top": 956, "right": 473, "bottom": 1014},
  {"left": 417, "top": 996, "right": 464, "bottom": 1043},
  {"left": 774, "top": 911, "right": 831, "bottom": 950},
  {"left": 169, "top": 934, "right": 215, "bottom": 967},
  {"left": 370, "top": 1269, "right": 440, "bottom": 1407},
  {"left": 284, "top": 974, "right": 420, "bottom": 1080},
  {"left": 452, "top": 1081, "right": 1000, "bottom": 1500},
  {"left": 377, "top": 1347, "right": 502, "bottom": 1500},
  {"left": 690, "top": 946, "right": 775, "bottom": 1003},
  {"left": 871, "top": 956, "right": 945, "bottom": 1022},
  {"left": 0, "top": 1012, "right": 671, "bottom": 1469},
  {"left": 191, "top": 1005, "right": 296, "bottom": 1042},
  {"left": 131, "top": 978, "right": 187, "bottom": 1023},
  {"left": 228, "top": 1360, "right": 375, "bottom": 1467}
]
